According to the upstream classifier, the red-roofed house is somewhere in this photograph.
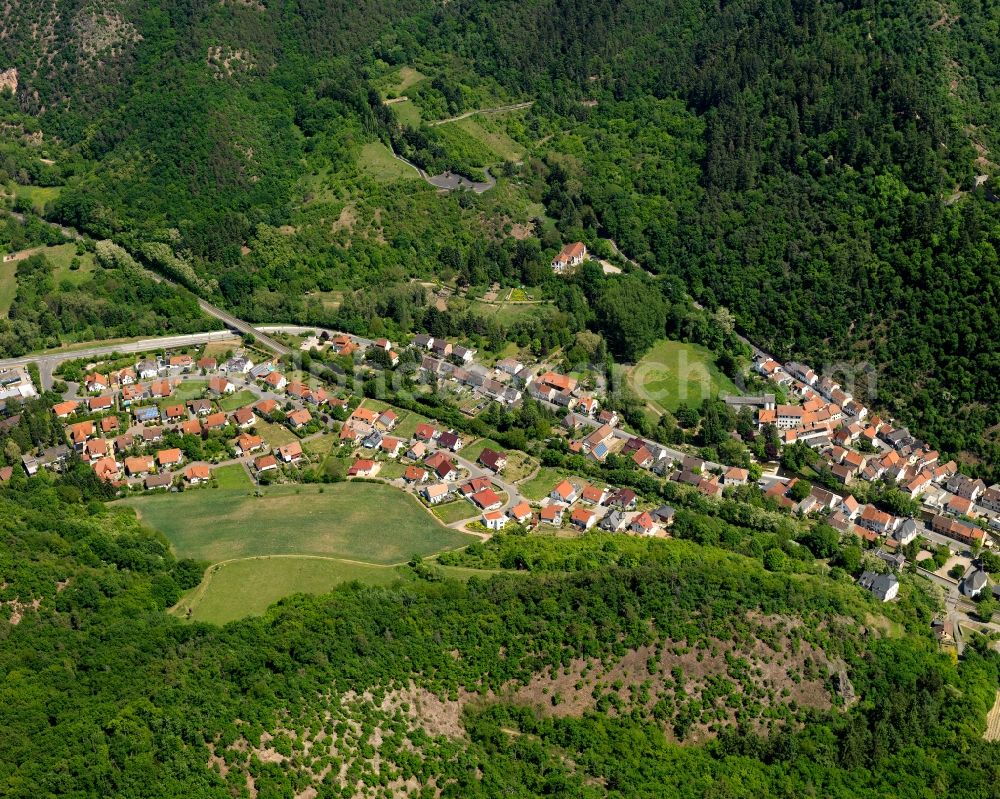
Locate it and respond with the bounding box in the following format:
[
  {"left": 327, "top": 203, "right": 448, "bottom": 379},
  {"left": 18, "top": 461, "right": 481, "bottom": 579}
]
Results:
[
  {"left": 349, "top": 458, "right": 380, "bottom": 477},
  {"left": 571, "top": 507, "right": 597, "bottom": 530},
  {"left": 551, "top": 241, "right": 587, "bottom": 273}
]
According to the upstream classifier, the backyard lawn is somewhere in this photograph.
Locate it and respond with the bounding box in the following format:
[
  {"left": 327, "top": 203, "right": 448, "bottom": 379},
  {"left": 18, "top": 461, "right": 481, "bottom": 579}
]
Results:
[
  {"left": 518, "top": 466, "right": 575, "bottom": 501},
  {"left": 212, "top": 463, "right": 253, "bottom": 490},
  {"left": 431, "top": 499, "right": 479, "bottom": 525},
  {"left": 218, "top": 389, "right": 258, "bottom": 412},
  {"left": 461, "top": 438, "right": 538, "bottom": 483}
]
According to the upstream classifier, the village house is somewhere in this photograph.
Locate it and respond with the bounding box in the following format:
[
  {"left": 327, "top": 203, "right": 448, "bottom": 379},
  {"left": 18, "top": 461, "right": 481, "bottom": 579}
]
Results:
[
  {"left": 470, "top": 488, "right": 503, "bottom": 511},
  {"left": 92, "top": 456, "right": 120, "bottom": 483},
  {"left": 254, "top": 454, "right": 278, "bottom": 473},
  {"left": 188, "top": 398, "right": 213, "bottom": 416},
  {"left": 209, "top": 376, "right": 235, "bottom": 395},
  {"left": 180, "top": 419, "right": 202, "bottom": 436},
  {"left": 157, "top": 448, "right": 184, "bottom": 469},
  {"left": 931, "top": 514, "right": 985, "bottom": 547},
  {"left": 581, "top": 485, "right": 609, "bottom": 505},
  {"left": 858, "top": 505, "right": 897, "bottom": 535},
  {"left": 413, "top": 423, "right": 438, "bottom": 441},
  {"left": 100, "top": 416, "right": 119, "bottom": 434},
  {"left": 88, "top": 395, "right": 114, "bottom": 413},
  {"left": 85, "top": 373, "right": 109, "bottom": 393},
  {"left": 482, "top": 510, "right": 508, "bottom": 531},
  {"left": 254, "top": 398, "right": 278, "bottom": 417},
  {"left": 540, "top": 503, "right": 566, "bottom": 526},
  {"left": 404, "top": 465, "right": 428, "bottom": 484},
  {"left": 235, "top": 434, "right": 265, "bottom": 456},
  {"left": 203, "top": 412, "right": 227, "bottom": 431},
  {"left": 144, "top": 472, "right": 173, "bottom": 491},
  {"left": 287, "top": 408, "right": 312, "bottom": 429},
  {"left": 184, "top": 464, "right": 211, "bottom": 485},
  {"left": 406, "top": 441, "right": 427, "bottom": 461},
  {"left": 136, "top": 360, "right": 159, "bottom": 380},
  {"left": 278, "top": 442, "right": 304, "bottom": 464},
  {"left": 478, "top": 448, "right": 507, "bottom": 472},
  {"left": 232, "top": 407, "right": 257, "bottom": 429},
  {"left": 426, "top": 452, "right": 459, "bottom": 481},
  {"left": 422, "top": 483, "right": 450, "bottom": 505},
  {"left": 412, "top": 333, "right": 434, "bottom": 350},
  {"left": 375, "top": 409, "right": 398, "bottom": 431},
  {"left": 858, "top": 571, "right": 899, "bottom": 602},
  {"left": 722, "top": 467, "right": 750, "bottom": 486},
  {"left": 606, "top": 488, "right": 638, "bottom": 511},
  {"left": 125, "top": 455, "right": 155, "bottom": 476},
  {"left": 348, "top": 458, "right": 380, "bottom": 477},
  {"left": 163, "top": 404, "right": 186, "bottom": 422},
  {"left": 571, "top": 507, "right": 597, "bottom": 530},
  {"left": 631, "top": 511, "right": 657, "bottom": 536},
  {"left": 52, "top": 400, "right": 79, "bottom": 419},
  {"left": 551, "top": 479, "right": 578, "bottom": 504},
  {"left": 508, "top": 502, "right": 533, "bottom": 524},
  {"left": 168, "top": 355, "right": 193, "bottom": 372},
  {"left": 380, "top": 437, "right": 405, "bottom": 458},
  {"left": 551, "top": 242, "right": 587, "bottom": 273},
  {"left": 264, "top": 371, "right": 288, "bottom": 391},
  {"left": 437, "top": 431, "right": 463, "bottom": 452}
]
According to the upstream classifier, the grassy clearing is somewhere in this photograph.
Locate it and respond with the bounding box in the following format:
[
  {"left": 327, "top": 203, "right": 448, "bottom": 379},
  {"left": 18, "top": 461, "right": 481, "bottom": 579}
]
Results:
[
  {"left": 358, "top": 141, "right": 420, "bottom": 183},
  {"left": 518, "top": 466, "right": 575, "bottom": 501},
  {"left": 387, "top": 66, "right": 426, "bottom": 95},
  {"left": 200, "top": 339, "right": 240, "bottom": 360},
  {"left": 627, "top": 339, "right": 741, "bottom": 413},
  {"left": 45, "top": 243, "right": 96, "bottom": 286},
  {"left": 121, "top": 482, "right": 473, "bottom": 565},
  {"left": 212, "top": 464, "right": 253, "bottom": 490},
  {"left": 0, "top": 259, "right": 17, "bottom": 315},
  {"left": 447, "top": 116, "right": 525, "bottom": 162},
  {"left": 390, "top": 99, "right": 422, "bottom": 127},
  {"left": 431, "top": 499, "right": 479, "bottom": 525},
  {"left": 10, "top": 183, "right": 62, "bottom": 213},
  {"left": 218, "top": 389, "right": 258, "bottom": 412},
  {"left": 175, "top": 556, "right": 400, "bottom": 625}
]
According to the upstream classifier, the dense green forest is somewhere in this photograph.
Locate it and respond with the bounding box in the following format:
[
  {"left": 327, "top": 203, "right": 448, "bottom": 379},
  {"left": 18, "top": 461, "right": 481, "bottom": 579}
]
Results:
[{"left": 1, "top": 466, "right": 999, "bottom": 797}]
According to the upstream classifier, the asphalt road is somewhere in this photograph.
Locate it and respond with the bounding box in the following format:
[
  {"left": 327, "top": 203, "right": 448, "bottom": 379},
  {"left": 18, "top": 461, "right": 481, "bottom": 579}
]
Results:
[{"left": 0, "top": 331, "right": 239, "bottom": 390}]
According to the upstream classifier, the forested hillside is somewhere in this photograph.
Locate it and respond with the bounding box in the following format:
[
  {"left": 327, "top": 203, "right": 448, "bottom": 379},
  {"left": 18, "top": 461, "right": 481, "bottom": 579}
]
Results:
[
  {"left": 0, "top": 0, "right": 997, "bottom": 469},
  {"left": 1, "top": 465, "right": 1000, "bottom": 797}
]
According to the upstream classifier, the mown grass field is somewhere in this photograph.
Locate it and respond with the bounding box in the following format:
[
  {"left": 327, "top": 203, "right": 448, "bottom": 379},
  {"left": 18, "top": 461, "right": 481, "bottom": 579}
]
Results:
[
  {"left": 0, "top": 259, "right": 17, "bottom": 315},
  {"left": 358, "top": 142, "right": 419, "bottom": 183},
  {"left": 121, "top": 482, "right": 473, "bottom": 565},
  {"left": 174, "top": 556, "right": 401, "bottom": 625},
  {"left": 627, "top": 339, "right": 741, "bottom": 413},
  {"left": 212, "top": 463, "right": 253, "bottom": 490}
]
